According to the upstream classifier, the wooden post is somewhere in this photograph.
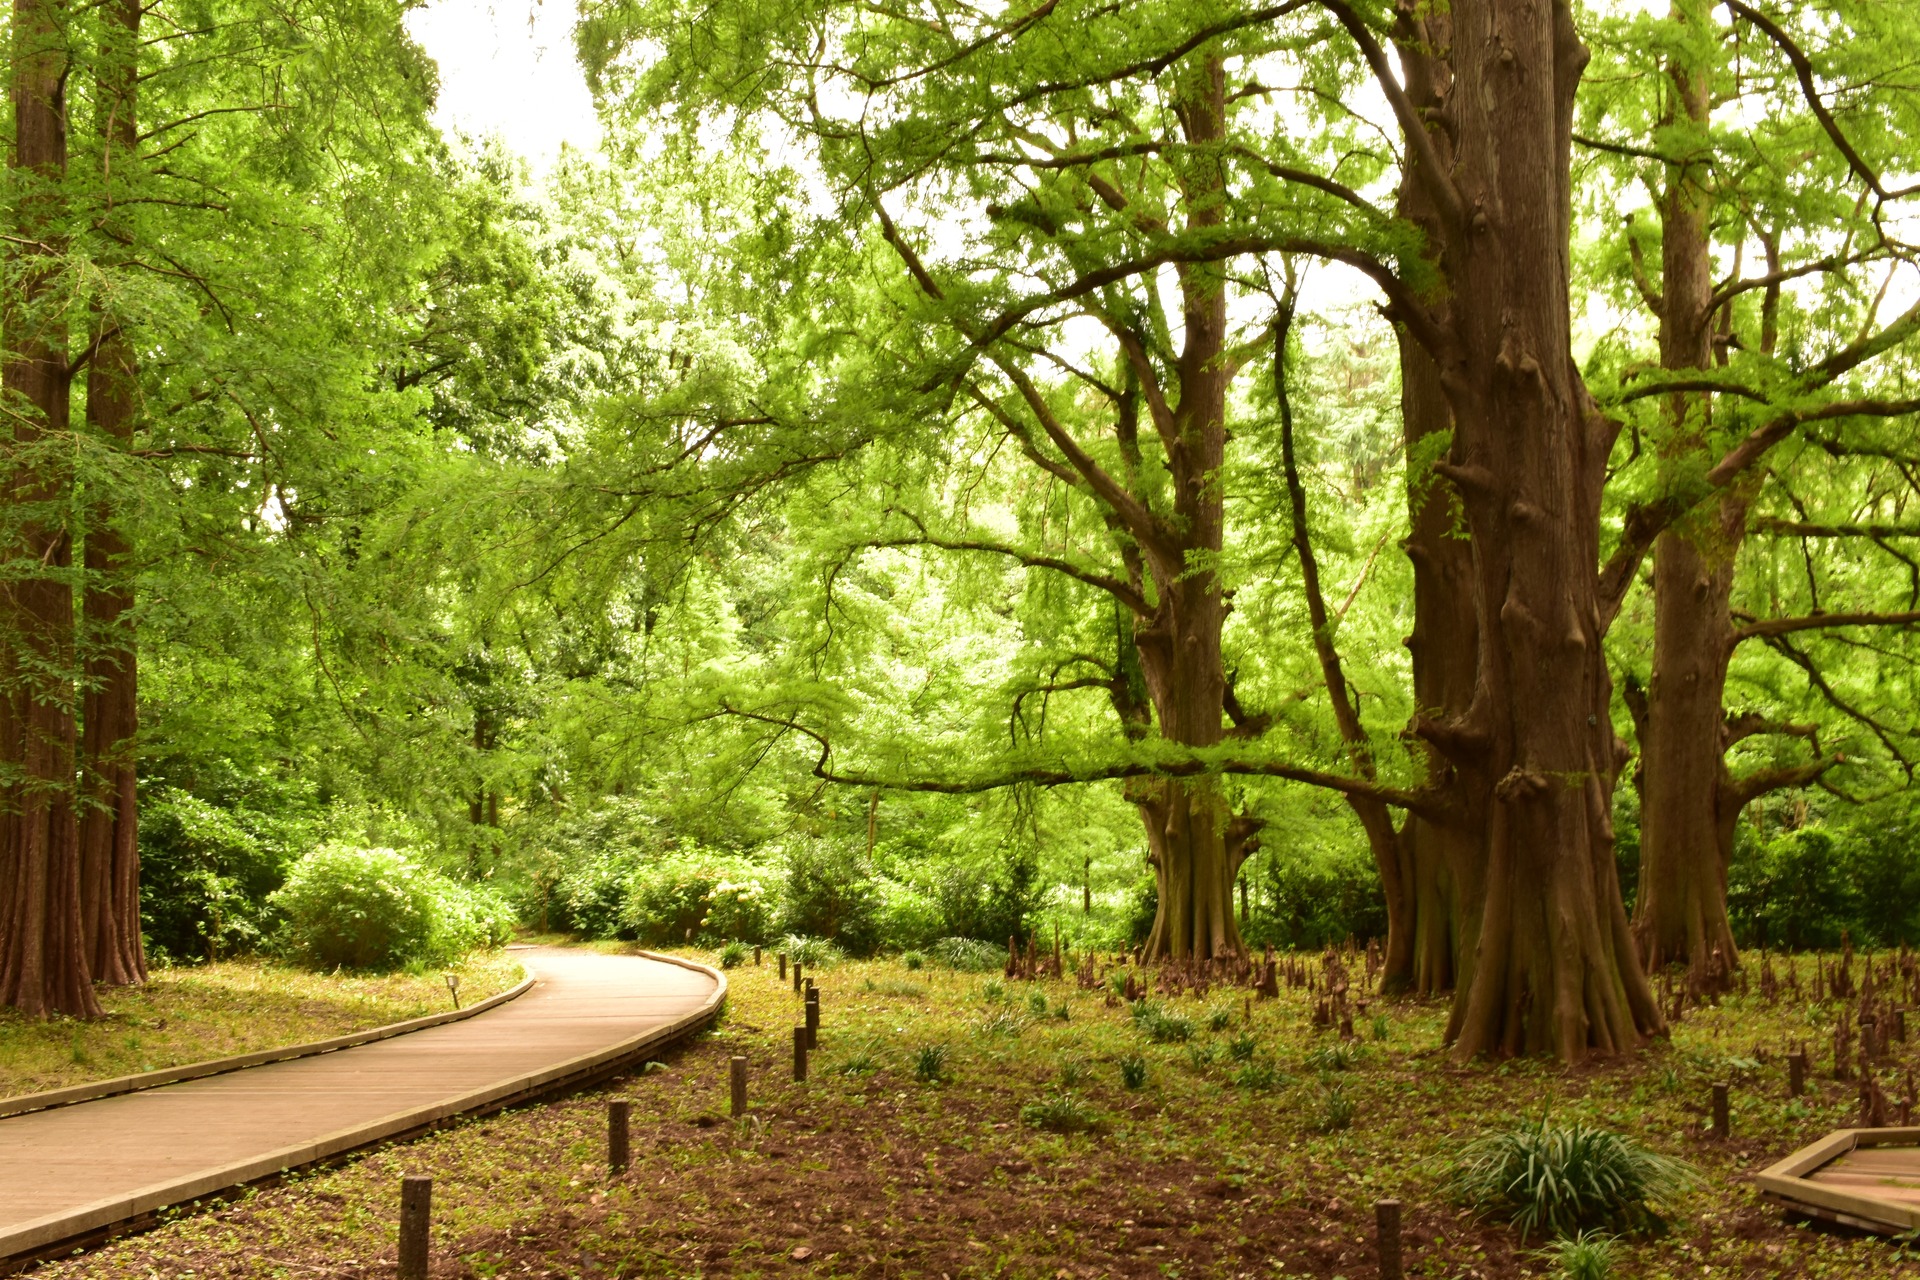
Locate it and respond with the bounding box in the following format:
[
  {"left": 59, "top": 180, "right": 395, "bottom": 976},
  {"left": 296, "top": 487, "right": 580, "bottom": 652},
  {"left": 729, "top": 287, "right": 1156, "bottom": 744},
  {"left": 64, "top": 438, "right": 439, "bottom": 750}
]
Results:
[
  {"left": 1789, "top": 1051, "right": 1807, "bottom": 1098},
  {"left": 805, "top": 988, "right": 820, "bottom": 1049},
  {"left": 398, "top": 1175, "right": 431, "bottom": 1280},
  {"left": 1898, "top": 1008, "right": 1909, "bottom": 1043},
  {"left": 730, "top": 1055, "right": 748, "bottom": 1117},
  {"left": 754, "top": 945, "right": 762, "bottom": 967},
  {"left": 608, "top": 1099, "right": 631, "bottom": 1175},
  {"left": 778, "top": 952, "right": 787, "bottom": 981},
  {"left": 1710, "top": 1083, "right": 1729, "bottom": 1140},
  {"left": 793, "top": 960, "right": 803, "bottom": 993},
  {"left": 792, "top": 1026, "right": 808, "bottom": 1082},
  {"left": 1374, "top": 1198, "right": 1402, "bottom": 1280}
]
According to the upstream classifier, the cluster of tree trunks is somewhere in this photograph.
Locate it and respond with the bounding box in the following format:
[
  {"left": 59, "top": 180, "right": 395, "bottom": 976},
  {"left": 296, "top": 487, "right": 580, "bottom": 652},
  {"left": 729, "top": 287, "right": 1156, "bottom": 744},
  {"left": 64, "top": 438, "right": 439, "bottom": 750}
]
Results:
[{"left": 0, "top": 0, "right": 147, "bottom": 1016}]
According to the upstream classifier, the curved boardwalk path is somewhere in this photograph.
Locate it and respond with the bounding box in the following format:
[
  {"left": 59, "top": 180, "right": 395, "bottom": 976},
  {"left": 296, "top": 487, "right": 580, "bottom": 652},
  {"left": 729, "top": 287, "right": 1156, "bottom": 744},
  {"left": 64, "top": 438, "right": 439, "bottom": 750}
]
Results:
[{"left": 0, "top": 947, "right": 722, "bottom": 1265}]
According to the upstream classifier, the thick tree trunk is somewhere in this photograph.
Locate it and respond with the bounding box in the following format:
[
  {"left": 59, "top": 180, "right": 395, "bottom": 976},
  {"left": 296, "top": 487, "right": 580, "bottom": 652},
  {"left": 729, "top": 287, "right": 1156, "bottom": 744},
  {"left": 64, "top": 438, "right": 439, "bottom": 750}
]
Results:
[
  {"left": 1630, "top": 0, "right": 1744, "bottom": 983},
  {"left": 77, "top": 0, "right": 147, "bottom": 988},
  {"left": 1395, "top": 0, "right": 1663, "bottom": 1058},
  {"left": 1131, "top": 57, "right": 1241, "bottom": 961},
  {"left": 1, "top": 0, "right": 101, "bottom": 1017}
]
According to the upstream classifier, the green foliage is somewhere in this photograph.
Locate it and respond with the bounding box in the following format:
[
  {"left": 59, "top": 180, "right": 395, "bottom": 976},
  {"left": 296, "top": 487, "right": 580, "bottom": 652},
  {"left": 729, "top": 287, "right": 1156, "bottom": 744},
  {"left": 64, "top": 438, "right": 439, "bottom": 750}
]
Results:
[
  {"left": 1538, "top": 1232, "right": 1619, "bottom": 1280},
  {"left": 1118, "top": 1055, "right": 1148, "bottom": 1089},
  {"left": 1019, "top": 1093, "right": 1103, "bottom": 1135},
  {"left": 1234, "top": 1061, "right": 1282, "bottom": 1091},
  {"left": 780, "top": 934, "right": 843, "bottom": 967},
  {"left": 1455, "top": 1118, "right": 1695, "bottom": 1240},
  {"left": 271, "top": 845, "right": 512, "bottom": 972},
  {"left": 901, "top": 950, "right": 926, "bottom": 971},
  {"left": 912, "top": 1044, "right": 949, "bottom": 1083},
  {"left": 1313, "top": 1081, "right": 1355, "bottom": 1133},
  {"left": 1227, "top": 1033, "right": 1259, "bottom": 1062},
  {"left": 1304, "top": 1042, "right": 1365, "bottom": 1072},
  {"left": 1245, "top": 845, "right": 1389, "bottom": 952},
  {"left": 717, "top": 941, "right": 748, "bottom": 969},
  {"left": 137, "top": 780, "right": 319, "bottom": 962},
  {"left": 930, "top": 937, "right": 1006, "bottom": 972},
  {"left": 1056, "top": 1058, "right": 1089, "bottom": 1089},
  {"left": 780, "top": 841, "right": 883, "bottom": 955}
]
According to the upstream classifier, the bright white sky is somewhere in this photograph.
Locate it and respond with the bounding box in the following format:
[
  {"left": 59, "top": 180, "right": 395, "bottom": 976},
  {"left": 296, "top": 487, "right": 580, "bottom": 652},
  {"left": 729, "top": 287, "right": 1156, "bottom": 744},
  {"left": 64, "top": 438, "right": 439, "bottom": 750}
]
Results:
[{"left": 404, "top": 0, "right": 603, "bottom": 171}]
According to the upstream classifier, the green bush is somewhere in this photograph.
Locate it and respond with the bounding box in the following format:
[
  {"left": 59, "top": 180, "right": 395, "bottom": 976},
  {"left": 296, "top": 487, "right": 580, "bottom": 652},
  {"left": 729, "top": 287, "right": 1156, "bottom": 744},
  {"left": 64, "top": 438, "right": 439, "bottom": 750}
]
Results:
[
  {"left": 930, "top": 936, "right": 1006, "bottom": 971},
  {"left": 1455, "top": 1118, "right": 1694, "bottom": 1240},
  {"left": 781, "top": 840, "right": 884, "bottom": 955},
  {"left": 138, "top": 779, "right": 318, "bottom": 962},
  {"left": 272, "top": 845, "right": 509, "bottom": 971},
  {"left": 1020, "top": 1093, "right": 1103, "bottom": 1134}
]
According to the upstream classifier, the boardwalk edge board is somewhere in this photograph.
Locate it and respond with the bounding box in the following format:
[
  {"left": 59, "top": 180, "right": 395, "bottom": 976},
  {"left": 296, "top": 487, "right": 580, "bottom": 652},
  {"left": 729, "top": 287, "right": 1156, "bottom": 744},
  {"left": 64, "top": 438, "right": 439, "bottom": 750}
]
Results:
[
  {"left": 0, "top": 949, "right": 726, "bottom": 1265},
  {"left": 0, "top": 968, "right": 539, "bottom": 1121},
  {"left": 1753, "top": 1125, "right": 1920, "bottom": 1234}
]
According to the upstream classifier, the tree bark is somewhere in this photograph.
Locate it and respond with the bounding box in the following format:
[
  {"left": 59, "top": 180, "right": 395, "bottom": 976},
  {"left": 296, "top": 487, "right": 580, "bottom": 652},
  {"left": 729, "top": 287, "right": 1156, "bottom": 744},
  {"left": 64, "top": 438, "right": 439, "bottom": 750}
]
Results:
[
  {"left": 77, "top": 0, "right": 147, "bottom": 988},
  {"left": 1131, "top": 56, "right": 1242, "bottom": 961},
  {"left": 1392, "top": 0, "right": 1664, "bottom": 1058},
  {"left": 1, "top": 0, "right": 101, "bottom": 1017}
]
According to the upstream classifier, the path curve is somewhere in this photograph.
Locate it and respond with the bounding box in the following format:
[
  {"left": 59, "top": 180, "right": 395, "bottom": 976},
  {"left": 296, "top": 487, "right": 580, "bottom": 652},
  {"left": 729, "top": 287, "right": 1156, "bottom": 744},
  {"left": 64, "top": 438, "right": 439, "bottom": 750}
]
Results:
[{"left": 0, "top": 946, "right": 723, "bottom": 1264}]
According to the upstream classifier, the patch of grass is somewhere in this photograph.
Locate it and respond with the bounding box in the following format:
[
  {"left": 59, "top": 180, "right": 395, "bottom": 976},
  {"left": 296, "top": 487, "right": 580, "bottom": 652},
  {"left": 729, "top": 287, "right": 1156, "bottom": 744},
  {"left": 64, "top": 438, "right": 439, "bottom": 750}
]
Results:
[
  {"left": 1304, "top": 1040, "right": 1364, "bottom": 1072},
  {"left": 913, "top": 1043, "right": 950, "bottom": 1083},
  {"left": 870, "top": 979, "right": 927, "bottom": 999},
  {"left": 1119, "top": 1053, "right": 1149, "bottom": 1089},
  {"left": 780, "top": 934, "right": 842, "bottom": 967},
  {"left": 1131, "top": 1002, "right": 1194, "bottom": 1043},
  {"left": 1455, "top": 1117, "right": 1696, "bottom": 1240},
  {"left": 1370, "top": 1013, "right": 1391, "bottom": 1041},
  {"left": 1226, "top": 1032, "right": 1258, "bottom": 1061},
  {"left": 1186, "top": 1041, "right": 1221, "bottom": 1071},
  {"left": 900, "top": 950, "right": 926, "bottom": 971},
  {"left": 1057, "top": 1058, "right": 1090, "bottom": 1089},
  {"left": 1314, "top": 1080, "right": 1355, "bottom": 1132},
  {"left": 1537, "top": 1230, "right": 1619, "bottom": 1280},
  {"left": 1206, "top": 1007, "right": 1234, "bottom": 1032},
  {"left": 1020, "top": 1093, "right": 1104, "bottom": 1134},
  {"left": 0, "top": 951, "right": 524, "bottom": 1098},
  {"left": 1051, "top": 1000, "right": 1071, "bottom": 1022},
  {"left": 716, "top": 941, "right": 748, "bottom": 969},
  {"left": 834, "top": 1043, "right": 882, "bottom": 1076},
  {"left": 981, "top": 978, "right": 1007, "bottom": 1003},
  {"left": 929, "top": 937, "right": 1005, "bottom": 972},
  {"left": 1233, "top": 1060, "right": 1282, "bottom": 1091},
  {"left": 975, "top": 1010, "right": 1028, "bottom": 1039},
  {"left": 1026, "top": 989, "right": 1050, "bottom": 1017}
]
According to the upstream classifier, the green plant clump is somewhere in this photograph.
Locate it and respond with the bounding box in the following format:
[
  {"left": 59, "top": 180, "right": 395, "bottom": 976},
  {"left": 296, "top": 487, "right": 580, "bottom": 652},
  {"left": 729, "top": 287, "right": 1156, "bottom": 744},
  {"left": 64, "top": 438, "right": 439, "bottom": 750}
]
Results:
[
  {"left": 271, "top": 845, "right": 512, "bottom": 972},
  {"left": 1314, "top": 1081, "right": 1355, "bottom": 1133},
  {"left": 1455, "top": 1117, "right": 1696, "bottom": 1240},
  {"left": 913, "top": 1044, "right": 949, "bottom": 1083},
  {"left": 717, "top": 940, "right": 748, "bottom": 969},
  {"left": 781, "top": 933, "right": 843, "bottom": 967},
  {"left": 901, "top": 950, "right": 927, "bottom": 971},
  {"left": 1119, "top": 1054, "right": 1148, "bottom": 1089},
  {"left": 929, "top": 937, "right": 1007, "bottom": 972},
  {"left": 1538, "top": 1231, "right": 1619, "bottom": 1280},
  {"left": 1020, "top": 1093, "right": 1103, "bottom": 1134}
]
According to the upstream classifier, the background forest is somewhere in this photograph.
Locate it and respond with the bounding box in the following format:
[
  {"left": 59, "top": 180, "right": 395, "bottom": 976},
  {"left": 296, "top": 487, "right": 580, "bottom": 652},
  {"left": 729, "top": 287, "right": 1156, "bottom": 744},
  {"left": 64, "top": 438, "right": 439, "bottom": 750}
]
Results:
[{"left": 2, "top": 0, "right": 1918, "bottom": 1026}]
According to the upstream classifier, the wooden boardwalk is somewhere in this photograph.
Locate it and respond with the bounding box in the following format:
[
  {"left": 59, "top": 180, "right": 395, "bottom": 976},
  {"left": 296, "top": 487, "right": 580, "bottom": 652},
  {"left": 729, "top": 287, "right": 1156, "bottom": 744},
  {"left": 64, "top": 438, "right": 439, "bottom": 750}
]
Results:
[{"left": 0, "top": 947, "right": 723, "bottom": 1264}]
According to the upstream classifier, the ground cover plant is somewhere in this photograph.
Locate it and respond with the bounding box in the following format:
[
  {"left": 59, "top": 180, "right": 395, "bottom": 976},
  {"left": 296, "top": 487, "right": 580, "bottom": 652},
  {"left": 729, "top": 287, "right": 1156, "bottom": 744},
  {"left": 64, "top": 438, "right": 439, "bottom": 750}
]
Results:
[
  {"left": 37, "top": 946, "right": 1920, "bottom": 1280},
  {"left": 0, "top": 951, "right": 524, "bottom": 1098}
]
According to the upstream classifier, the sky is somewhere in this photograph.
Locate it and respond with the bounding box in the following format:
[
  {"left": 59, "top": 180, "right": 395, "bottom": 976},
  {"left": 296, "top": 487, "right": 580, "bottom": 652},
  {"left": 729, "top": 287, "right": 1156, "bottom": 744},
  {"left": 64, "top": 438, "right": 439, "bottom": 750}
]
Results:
[{"left": 404, "top": 0, "right": 603, "bottom": 171}]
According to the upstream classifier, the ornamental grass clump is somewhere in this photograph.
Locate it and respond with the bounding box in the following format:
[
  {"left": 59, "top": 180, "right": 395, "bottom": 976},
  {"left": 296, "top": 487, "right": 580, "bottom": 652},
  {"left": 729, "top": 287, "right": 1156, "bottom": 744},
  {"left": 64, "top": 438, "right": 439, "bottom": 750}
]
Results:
[
  {"left": 1455, "top": 1117, "right": 1695, "bottom": 1240},
  {"left": 1020, "top": 1093, "right": 1104, "bottom": 1134},
  {"left": 1538, "top": 1231, "right": 1619, "bottom": 1280}
]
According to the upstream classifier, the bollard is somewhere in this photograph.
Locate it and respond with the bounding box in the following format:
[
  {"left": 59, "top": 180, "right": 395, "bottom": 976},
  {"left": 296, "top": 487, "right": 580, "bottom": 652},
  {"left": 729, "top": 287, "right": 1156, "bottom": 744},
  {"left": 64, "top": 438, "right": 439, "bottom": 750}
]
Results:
[
  {"left": 1789, "top": 1051, "right": 1807, "bottom": 1098},
  {"left": 731, "top": 1055, "right": 748, "bottom": 1117},
  {"left": 1899, "top": 1008, "right": 1909, "bottom": 1043},
  {"left": 779, "top": 952, "right": 787, "bottom": 981},
  {"left": 754, "top": 945, "right": 762, "bottom": 967},
  {"left": 399, "top": 1175, "right": 431, "bottom": 1280},
  {"left": 805, "top": 989, "right": 820, "bottom": 1049},
  {"left": 1711, "top": 1082, "right": 1730, "bottom": 1140},
  {"left": 609, "top": 1099, "right": 631, "bottom": 1175},
  {"left": 1374, "top": 1198, "right": 1402, "bottom": 1280},
  {"left": 793, "top": 1026, "right": 808, "bottom": 1082},
  {"left": 793, "top": 960, "right": 803, "bottom": 993}
]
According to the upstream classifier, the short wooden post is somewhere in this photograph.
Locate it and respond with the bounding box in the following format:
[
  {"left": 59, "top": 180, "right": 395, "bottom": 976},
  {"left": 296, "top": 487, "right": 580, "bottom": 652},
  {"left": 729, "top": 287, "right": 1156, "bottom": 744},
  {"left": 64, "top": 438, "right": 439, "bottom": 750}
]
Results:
[
  {"left": 754, "top": 945, "right": 762, "bottom": 967},
  {"left": 1374, "top": 1198, "right": 1402, "bottom": 1280},
  {"left": 805, "top": 988, "right": 820, "bottom": 1049},
  {"left": 1789, "top": 1051, "right": 1807, "bottom": 1098},
  {"left": 778, "top": 952, "right": 787, "bottom": 981},
  {"left": 730, "top": 1055, "right": 748, "bottom": 1117},
  {"left": 398, "top": 1175, "right": 431, "bottom": 1280},
  {"left": 792, "top": 1026, "right": 808, "bottom": 1082},
  {"left": 1710, "top": 1082, "right": 1730, "bottom": 1139},
  {"left": 608, "top": 1099, "right": 631, "bottom": 1175},
  {"left": 1898, "top": 1008, "right": 1909, "bottom": 1043},
  {"left": 793, "top": 960, "right": 803, "bottom": 993}
]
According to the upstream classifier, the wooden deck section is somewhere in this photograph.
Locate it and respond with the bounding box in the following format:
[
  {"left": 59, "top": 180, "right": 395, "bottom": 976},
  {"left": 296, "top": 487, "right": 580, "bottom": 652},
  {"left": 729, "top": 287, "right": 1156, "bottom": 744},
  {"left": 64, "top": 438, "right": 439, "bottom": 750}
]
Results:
[
  {"left": 0, "top": 947, "right": 723, "bottom": 1264},
  {"left": 1756, "top": 1126, "right": 1920, "bottom": 1233}
]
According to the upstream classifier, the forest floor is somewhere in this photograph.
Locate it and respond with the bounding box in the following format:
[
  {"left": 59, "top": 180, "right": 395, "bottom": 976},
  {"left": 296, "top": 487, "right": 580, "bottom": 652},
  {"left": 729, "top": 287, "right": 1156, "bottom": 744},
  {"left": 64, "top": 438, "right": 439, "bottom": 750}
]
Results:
[
  {"left": 0, "top": 950, "right": 525, "bottom": 1098},
  {"left": 30, "top": 944, "right": 1920, "bottom": 1280}
]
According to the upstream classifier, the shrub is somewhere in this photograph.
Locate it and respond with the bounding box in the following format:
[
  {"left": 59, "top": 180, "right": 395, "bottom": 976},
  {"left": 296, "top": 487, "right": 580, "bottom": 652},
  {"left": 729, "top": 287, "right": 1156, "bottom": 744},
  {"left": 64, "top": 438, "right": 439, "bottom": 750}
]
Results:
[
  {"left": 1455, "top": 1118, "right": 1695, "bottom": 1240},
  {"left": 137, "top": 781, "right": 316, "bottom": 961},
  {"left": 781, "top": 933, "right": 843, "bottom": 967},
  {"left": 552, "top": 848, "right": 643, "bottom": 939},
  {"left": 272, "top": 845, "right": 506, "bottom": 971},
  {"left": 1020, "top": 1093, "right": 1103, "bottom": 1134},
  {"left": 930, "top": 936, "right": 1006, "bottom": 972},
  {"left": 781, "top": 840, "right": 883, "bottom": 955},
  {"left": 876, "top": 877, "right": 945, "bottom": 950}
]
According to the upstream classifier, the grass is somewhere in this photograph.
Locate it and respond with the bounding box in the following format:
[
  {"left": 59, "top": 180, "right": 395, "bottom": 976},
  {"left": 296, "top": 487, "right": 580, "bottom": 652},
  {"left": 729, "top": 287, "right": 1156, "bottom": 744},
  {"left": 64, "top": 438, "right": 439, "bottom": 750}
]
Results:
[
  {"left": 1455, "top": 1115, "right": 1696, "bottom": 1239},
  {"left": 0, "top": 949, "right": 524, "bottom": 1098},
  {"left": 33, "top": 947, "right": 1920, "bottom": 1279}
]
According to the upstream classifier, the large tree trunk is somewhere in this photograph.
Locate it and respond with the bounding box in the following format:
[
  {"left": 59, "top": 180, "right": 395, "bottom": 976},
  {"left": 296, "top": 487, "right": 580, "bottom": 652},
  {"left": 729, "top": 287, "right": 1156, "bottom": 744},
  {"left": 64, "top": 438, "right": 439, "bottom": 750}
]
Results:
[
  {"left": 0, "top": 0, "right": 101, "bottom": 1017},
  {"left": 1396, "top": 0, "right": 1663, "bottom": 1058},
  {"left": 1629, "top": 0, "right": 1743, "bottom": 983},
  {"left": 77, "top": 0, "right": 147, "bottom": 988},
  {"left": 1132, "top": 57, "right": 1241, "bottom": 961}
]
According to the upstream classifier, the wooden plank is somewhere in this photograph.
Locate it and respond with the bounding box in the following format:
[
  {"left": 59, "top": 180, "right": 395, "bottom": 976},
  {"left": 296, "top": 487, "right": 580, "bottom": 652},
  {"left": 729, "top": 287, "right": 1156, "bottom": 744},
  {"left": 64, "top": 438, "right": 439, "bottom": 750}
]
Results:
[{"left": 0, "top": 948, "right": 723, "bottom": 1262}]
